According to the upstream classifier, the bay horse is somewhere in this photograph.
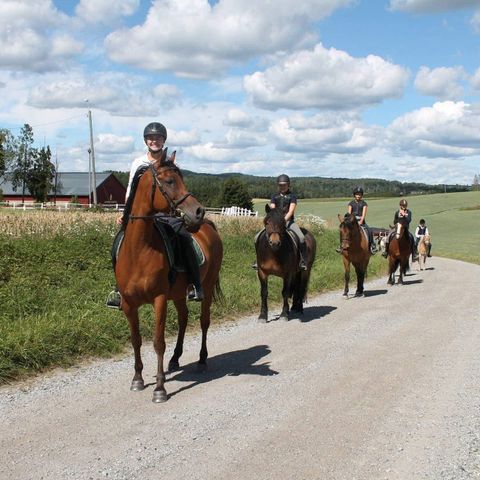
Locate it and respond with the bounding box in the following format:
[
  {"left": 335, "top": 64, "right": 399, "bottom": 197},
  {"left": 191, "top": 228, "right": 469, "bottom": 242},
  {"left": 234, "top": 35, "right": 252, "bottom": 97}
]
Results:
[
  {"left": 256, "top": 205, "right": 316, "bottom": 322},
  {"left": 115, "top": 149, "right": 223, "bottom": 403},
  {"left": 337, "top": 213, "right": 371, "bottom": 297},
  {"left": 386, "top": 217, "right": 411, "bottom": 285},
  {"left": 417, "top": 234, "right": 431, "bottom": 271}
]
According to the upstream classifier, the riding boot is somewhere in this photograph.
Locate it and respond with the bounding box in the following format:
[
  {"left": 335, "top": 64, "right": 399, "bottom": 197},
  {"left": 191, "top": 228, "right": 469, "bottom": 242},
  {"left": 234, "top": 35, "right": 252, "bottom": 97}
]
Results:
[
  {"left": 299, "top": 242, "right": 308, "bottom": 271},
  {"left": 382, "top": 242, "right": 389, "bottom": 258},
  {"left": 427, "top": 244, "right": 432, "bottom": 257},
  {"left": 181, "top": 238, "right": 204, "bottom": 302},
  {"left": 368, "top": 230, "right": 377, "bottom": 254},
  {"left": 412, "top": 240, "right": 419, "bottom": 262}
]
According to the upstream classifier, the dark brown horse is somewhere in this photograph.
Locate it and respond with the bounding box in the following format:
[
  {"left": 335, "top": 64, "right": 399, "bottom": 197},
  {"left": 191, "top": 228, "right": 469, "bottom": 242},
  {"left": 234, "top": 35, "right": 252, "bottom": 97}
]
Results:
[
  {"left": 115, "top": 150, "right": 223, "bottom": 403},
  {"left": 338, "top": 213, "right": 371, "bottom": 297},
  {"left": 386, "top": 217, "right": 411, "bottom": 285},
  {"left": 256, "top": 205, "right": 316, "bottom": 322}
]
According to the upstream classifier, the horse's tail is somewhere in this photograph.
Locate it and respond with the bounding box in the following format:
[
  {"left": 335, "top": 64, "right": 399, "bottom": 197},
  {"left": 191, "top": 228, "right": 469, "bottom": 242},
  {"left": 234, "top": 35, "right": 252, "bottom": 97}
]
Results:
[{"left": 212, "top": 276, "right": 224, "bottom": 303}]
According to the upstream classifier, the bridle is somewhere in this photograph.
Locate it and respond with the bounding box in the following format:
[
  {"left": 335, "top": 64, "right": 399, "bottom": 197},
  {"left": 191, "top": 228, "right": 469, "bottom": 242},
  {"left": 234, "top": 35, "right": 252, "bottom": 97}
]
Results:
[{"left": 129, "top": 163, "right": 192, "bottom": 221}]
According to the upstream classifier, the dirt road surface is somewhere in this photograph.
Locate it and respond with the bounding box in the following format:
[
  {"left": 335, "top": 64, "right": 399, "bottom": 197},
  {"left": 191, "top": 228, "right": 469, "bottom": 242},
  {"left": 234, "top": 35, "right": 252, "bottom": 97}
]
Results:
[{"left": 1, "top": 257, "right": 480, "bottom": 480}]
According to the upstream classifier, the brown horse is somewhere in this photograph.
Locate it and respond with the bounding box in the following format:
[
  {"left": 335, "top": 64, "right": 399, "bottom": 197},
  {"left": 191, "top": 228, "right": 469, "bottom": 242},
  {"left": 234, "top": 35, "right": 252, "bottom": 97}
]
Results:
[
  {"left": 256, "top": 205, "right": 316, "bottom": 322},
  {"left": 386, "top": 217, "right": 411, "bottom": 285},
  {"left": 115, "top": 150, "right": 223, "bottom": 403},
  {"left": 337, "top": 213, "right": 371, "bottom": 297}
]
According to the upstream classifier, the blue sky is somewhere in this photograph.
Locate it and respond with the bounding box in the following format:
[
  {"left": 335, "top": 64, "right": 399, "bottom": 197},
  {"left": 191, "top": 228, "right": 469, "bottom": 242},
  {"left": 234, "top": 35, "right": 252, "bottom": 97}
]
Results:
[{"left": 1, "top": 0, "right": 480, "bottom": 185}]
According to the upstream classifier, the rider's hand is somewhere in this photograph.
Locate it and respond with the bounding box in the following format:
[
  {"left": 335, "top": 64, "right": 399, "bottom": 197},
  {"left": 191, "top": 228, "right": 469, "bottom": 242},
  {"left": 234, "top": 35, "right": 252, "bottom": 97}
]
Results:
[{"left": 116, "top": 215, "right": 123, "bottom": 225}]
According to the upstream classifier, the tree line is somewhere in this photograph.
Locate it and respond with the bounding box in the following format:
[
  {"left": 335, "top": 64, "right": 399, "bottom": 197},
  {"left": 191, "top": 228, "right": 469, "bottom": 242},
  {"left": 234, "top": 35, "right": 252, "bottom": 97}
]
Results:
[{"left": 0, "top": 124, "right": 56, "bottom": 203}]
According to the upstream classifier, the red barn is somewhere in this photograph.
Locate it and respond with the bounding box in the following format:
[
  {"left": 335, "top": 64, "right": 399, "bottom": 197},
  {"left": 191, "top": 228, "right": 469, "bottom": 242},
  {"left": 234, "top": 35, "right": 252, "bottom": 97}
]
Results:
[{"left": 1, "top": 172, "right": 126, "bottom": 205}]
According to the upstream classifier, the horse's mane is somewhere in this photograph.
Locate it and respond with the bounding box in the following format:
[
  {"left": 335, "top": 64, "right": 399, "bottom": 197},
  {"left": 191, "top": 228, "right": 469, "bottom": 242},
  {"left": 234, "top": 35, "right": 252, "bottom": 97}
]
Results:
[
  {"left": 340, "top": 212, "right": 358, "bottom": 229},
  {"left": 122, "top": 164, "right": 150, "bottom": 230},
  {"left": 153, "top": 159, "right": 183, "bottom": 179},
  {"left": 264, "top": 206, "right": 285, "bottom": 226}
]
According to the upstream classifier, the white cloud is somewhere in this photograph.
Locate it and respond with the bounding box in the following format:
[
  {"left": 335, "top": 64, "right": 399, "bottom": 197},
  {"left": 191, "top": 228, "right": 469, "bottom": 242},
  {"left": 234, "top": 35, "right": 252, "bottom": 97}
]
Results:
[
  {"left": 270, "top": 112, "right": 381, "bottom": 154},
  {"left": 389, "top": 0, "right": 480, "bottom": 13},
  {"left": 244, "top": 43, "right": 409, "bottom": 111},
  {"left": 76, "top": 0, "right": 140, "bottom": 24},
  {"left": 95, "top": 133, "right": 135, "bottom": 154},
  {"left": 471, "top": 9, "right": 480, "bottom": 32},
  {"left": 105, "top": 0, "right": 353, "bottom": 78},
  {"left": 27, "top": 73, "right": 160, "bottom": 117},
  {"left": 0, "top": 0, "right": 83, "bottom": 72},
  {"left": 470, "top": 67, "right": 480, "bottom": 89},
  {"left": 169, "top": 129, "right": 201, "bottom": 147},
  {"left": 153, "top": 84, "right": 183, "bottom": 109},
  {"left": 414, "top": 66, "right": 465, "bottom": 99},
  {"left": 223, "top": 109, "right": 253, "bottom": 128},
  {"left": 387, "top": 101, "right": 480, "bottom": 158}
]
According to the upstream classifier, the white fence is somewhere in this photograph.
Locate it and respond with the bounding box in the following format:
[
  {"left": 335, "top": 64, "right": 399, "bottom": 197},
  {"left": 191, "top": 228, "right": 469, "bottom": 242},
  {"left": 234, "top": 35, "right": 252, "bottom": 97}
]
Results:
[
  {"left": 1, "top": 201, "right": 258, "bottom": 217},
  {"left": 206, "top": 206, "right": 258, "bottom": 217}
]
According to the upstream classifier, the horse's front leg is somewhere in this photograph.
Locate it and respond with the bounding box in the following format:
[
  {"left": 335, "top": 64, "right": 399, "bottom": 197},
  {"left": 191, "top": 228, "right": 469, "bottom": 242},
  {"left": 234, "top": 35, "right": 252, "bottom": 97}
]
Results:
[
  {"left": 122, "top": 301, "right": 145, "bottom": 391},
  {"left": 258, "top": 270, "right": 269, "bottom": 323},
  {"left": 168, "top": 298, "right": 189, "bottom": 372},
  {"left": 387, "top": 258, "right": 396, "bottom": 286},
  {"left": 152, "top": 294, "right": 168, "bottom": 403},
  {"left": 354, "top": 264, "right": 365, "bottom": 297},
  {"left": 342, "top": 257, "right": 350, "bottom": 297},
  {"left": 197, "top": 290, "right": 213, "bottom": 372},
  {"left": 279, "top": 277, "right": 291, "bottom": 321}
]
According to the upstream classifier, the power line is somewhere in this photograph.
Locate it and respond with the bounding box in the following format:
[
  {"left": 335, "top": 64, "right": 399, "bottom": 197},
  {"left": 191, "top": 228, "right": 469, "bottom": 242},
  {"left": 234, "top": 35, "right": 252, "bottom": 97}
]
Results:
[{"left": 5, "top": 113, "right": 86, "bottom": 131}]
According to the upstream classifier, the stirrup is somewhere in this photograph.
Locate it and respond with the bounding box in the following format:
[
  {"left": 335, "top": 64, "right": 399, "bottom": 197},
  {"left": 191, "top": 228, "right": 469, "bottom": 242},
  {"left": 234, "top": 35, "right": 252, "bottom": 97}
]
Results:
[
  {"left": 299, "top": 260, "right": 307, "bottom": 271},
  {"left": 381, "top": 250, "right": 388, "bottom": 258},
  {"left": 187, "top": 285, "right": 204, "bottom": 302},
  {"left": 251, "top": 262, "right": 258, "bottom": 270},
  {"left": 335, "top": 247, "right": 342, "bottom": 254},
  {"left": 106, "top": 290, "right": 122, "bottom": 309}
]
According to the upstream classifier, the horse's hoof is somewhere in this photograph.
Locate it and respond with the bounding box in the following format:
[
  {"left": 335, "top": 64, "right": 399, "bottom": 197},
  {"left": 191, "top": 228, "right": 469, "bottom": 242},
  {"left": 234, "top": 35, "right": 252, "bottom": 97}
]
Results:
[
  {"left": 197, "top": 362, "right": 208, "bottom": 373},
  {"left": 280, "top": 315, "right": 289, "bottom": 322},
  {"left": 152, "top": 389, "right": 168, "bottom": 403},
  {"left": 354, "top": 292, "right": 364, "bottom": 298},
  {"left": 168, "top": 360, "right": 180, "bottom": 372},
  {"left": 130, "top": 379, "right": 145, "bottom": 391},
  {"left": 258, "top": 315, "right": 267, "bottom": 323}
]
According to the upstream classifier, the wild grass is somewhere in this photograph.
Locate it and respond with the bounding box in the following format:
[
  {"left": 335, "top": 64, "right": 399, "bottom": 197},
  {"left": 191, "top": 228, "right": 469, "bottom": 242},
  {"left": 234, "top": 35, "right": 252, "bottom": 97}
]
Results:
[{"left": 0, "top": 208, "right": 387, "bottom": 383}]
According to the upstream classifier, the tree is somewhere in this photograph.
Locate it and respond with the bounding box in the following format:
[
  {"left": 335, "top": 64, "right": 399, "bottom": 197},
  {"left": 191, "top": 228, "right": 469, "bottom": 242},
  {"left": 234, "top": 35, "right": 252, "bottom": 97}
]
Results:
[
  {"left": 472, "top": 174, "right": 480, "bottom": 192},
  {"left": 10, "top": 124, "right": 35, "bottom": 203},
  {"left": 26, "top": 146, "right": 55, "bottom": 203},
  {"left": 220, "top": 178, "right": 253, "bottom": 210},
  {"left": 0, "top": 128, "right": 16, "bottom": 184}
]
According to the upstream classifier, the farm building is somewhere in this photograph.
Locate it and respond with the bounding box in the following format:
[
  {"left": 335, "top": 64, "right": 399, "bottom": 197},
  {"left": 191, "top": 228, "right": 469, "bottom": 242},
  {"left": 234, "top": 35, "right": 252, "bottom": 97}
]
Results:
[{"left": 0, "top": 172, "right": 126, "bottom": 205}]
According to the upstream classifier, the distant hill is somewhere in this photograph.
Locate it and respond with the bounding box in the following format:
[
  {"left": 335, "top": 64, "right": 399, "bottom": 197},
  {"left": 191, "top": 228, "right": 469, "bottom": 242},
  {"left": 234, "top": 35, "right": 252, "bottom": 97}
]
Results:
[{"left": 108, "top": 169, "right": 470, "bottom": 207}]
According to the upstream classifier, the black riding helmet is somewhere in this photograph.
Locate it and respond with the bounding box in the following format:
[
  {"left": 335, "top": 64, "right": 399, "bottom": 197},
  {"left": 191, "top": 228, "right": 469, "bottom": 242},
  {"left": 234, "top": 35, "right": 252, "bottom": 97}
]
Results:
[
  {"left": 353, "top": 186, "right": 364, "bottom": 195},
  {"left": 143, "top": 122, "right": 167, "bottom": 140},
  {"left": 277, "top": 174, "right": 290, "bottom": 184}
]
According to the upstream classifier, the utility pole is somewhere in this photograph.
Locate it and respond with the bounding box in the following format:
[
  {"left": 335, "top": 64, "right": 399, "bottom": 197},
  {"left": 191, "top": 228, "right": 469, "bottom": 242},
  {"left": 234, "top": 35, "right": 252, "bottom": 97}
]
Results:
[
  {"left": 54, "top": 150, "right": 58, "bottom": 205},
  {"left": 87, "top": 109, "right": 98, "bottom": 205},
  {"left": 88, "top": 148, "right": 92, "bottom": 205}
]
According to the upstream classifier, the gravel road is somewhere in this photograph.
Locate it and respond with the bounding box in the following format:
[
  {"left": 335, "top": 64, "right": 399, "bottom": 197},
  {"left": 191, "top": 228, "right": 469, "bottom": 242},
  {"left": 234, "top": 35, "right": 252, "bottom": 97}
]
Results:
[{"left": 1, "top": 257, "right": 480, "bottom": 480}]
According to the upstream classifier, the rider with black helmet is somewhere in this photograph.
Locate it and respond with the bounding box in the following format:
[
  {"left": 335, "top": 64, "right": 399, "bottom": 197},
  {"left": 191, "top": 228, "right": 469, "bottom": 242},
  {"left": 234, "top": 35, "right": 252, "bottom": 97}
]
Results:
[
  {"left": 382, "top": 198, "right": 418, "bottom": 261},
  {"left": 336, "top": 186, "right": 377, "bottom": 254},
  {"left": 253, "top": 174, "right": 307, "bottom": 271},
  {"left": 107, "top": 122, "right": 203, "bottom": 308}
]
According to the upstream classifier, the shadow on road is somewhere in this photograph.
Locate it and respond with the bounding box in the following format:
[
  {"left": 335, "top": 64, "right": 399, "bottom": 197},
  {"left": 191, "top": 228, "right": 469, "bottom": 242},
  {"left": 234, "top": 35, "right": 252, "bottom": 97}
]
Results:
[
  {"left": 165, "top": 345, "right": 278, "bottom": 398},
  {"left": 363, "top": 289, "right": 388, "bottom": 298},
  {"left": 399, "top": 279, "right": 424, "bottom": 285},
  {"left": 295, "top": 305, "right": 337, "bottom": 323}
]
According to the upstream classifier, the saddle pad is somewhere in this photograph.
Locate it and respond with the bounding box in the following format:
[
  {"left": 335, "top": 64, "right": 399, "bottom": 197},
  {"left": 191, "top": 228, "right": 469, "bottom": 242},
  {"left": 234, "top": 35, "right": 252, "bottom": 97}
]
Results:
[{"left": 111, "top": 224, "right": 205, "bottom": 274}]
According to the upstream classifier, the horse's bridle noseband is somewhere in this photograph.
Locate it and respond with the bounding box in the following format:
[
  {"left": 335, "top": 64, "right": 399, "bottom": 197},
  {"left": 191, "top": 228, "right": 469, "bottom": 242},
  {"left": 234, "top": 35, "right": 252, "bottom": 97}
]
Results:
[{"left": 129, "top": 163, "right": 192, "bottom": 221}]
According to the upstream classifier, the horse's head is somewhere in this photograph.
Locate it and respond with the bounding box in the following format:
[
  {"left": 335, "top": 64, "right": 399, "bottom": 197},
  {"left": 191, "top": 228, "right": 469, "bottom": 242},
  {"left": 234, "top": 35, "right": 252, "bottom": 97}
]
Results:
[
  {"left": 264, "top": 204, "right": 286, "bottom": 251},
  {"left": 337, "top": 212, "right": 358, "bottom": 252},
  {"left": 150, "top": 150, "right": 205, "bottom": 232},
  {"left": 423, "top": 233, "right": 431, "bottom": 245},
  {"left": 395, "top": 217, "right": 409, "bottom": 240}
]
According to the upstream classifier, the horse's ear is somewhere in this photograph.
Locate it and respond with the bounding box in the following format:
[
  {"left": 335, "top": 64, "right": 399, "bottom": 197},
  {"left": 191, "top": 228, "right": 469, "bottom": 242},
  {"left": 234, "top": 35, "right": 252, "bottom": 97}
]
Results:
[
  {"left": 168, "top": 150, "right": 176, "bottom": 163},
  {"left": 265, "top": 204, "right": 271, "bottom": 213},
  {"left": 160, "top": 147, "right": 168, "bottom": 165}
]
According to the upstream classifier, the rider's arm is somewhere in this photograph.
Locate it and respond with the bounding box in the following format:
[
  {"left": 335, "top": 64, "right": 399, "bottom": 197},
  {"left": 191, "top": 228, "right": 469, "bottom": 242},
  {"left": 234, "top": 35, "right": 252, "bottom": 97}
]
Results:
[
  {"left": 347, "top": 204, "right": 353, "bottom": 215},
  {"left": 285, "top": 202, "right": 296, "bottom": 222},
  {"left": 415, "top": 226, "right": 420, "bottom": 238},
  {"left": 358, "top": 204, "right": 367, "bottom": 225}
]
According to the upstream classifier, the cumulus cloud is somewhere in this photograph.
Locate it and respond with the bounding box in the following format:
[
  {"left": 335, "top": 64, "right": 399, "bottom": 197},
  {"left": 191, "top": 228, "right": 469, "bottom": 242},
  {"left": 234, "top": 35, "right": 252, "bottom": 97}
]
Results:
[
  {"left": 270, "top": 112, "right": 381, "bottom": 154},
  {"left": 470, "top": 67, "right": 480, "bottom": 89},
  {"left": 244, "top": 43, "right": 409, "bottom": 111},
  {"left": 27, "top": 73, "right": 161, "bottom": 117},
  {"left": 387, "top": 101, "right": 480, "bottom": 158},
  {"left": 76, "top": 0, "right": 140, "bottom": 24},
  {"left": 153, "top": 84, "right": 183, "bottom": 109},
  {"left": 414, "top": 66, "right": 465, "bottom": 99},
  {"left": 105, "top": 0, "right": 353, "bottom": 78},
  {"left": 0, "top": 0, "right": 83, "bottom": 72},
  {"left": 94, "top": 133, "right": 135, "bottom": 154},
  {"left": 472, "top": 9, "right": 480, "bottom": 32},
  {"left": 223, "top": 109, "right": 253, "bottom": 128},
  {"left": 389, "top": 0, "right": 480, "bottom": 13},
  {"left": 169, "top": 129, "right": 201, "bottom": 147}
]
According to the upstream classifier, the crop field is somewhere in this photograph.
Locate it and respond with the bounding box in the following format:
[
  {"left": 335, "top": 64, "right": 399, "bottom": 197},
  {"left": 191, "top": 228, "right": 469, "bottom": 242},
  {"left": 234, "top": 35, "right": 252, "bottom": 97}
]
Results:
[{"left": 256, "top": 190, "right": 480, "bottom": 264}]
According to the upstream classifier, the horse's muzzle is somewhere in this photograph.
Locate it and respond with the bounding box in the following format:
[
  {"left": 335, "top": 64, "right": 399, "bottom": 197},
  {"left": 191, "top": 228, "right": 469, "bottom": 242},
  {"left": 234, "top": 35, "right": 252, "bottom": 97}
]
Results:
[{"left": 182, "top": 206, "right": 205, "bottom": 232}]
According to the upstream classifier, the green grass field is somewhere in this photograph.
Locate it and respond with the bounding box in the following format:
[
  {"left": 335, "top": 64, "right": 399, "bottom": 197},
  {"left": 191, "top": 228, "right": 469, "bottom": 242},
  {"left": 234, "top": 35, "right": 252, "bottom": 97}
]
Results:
[{"left": 256, "top": 191, "right": 480, "bottom": 264}]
